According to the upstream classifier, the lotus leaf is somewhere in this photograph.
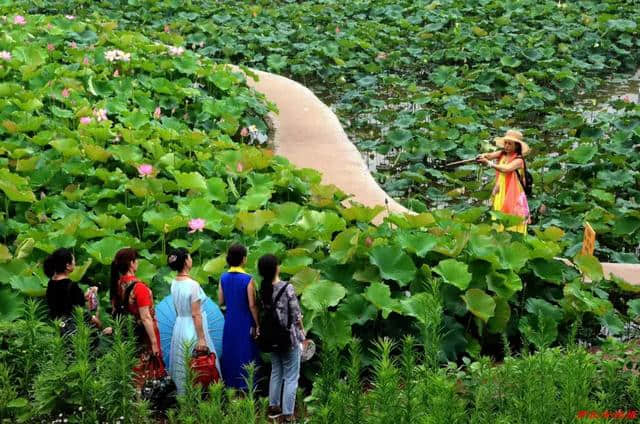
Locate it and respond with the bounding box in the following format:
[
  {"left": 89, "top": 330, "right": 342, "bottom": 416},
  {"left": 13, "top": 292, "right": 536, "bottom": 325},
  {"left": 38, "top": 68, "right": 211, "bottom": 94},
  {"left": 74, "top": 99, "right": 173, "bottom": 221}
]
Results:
[{"left": 368, "top": 245, "right": 417, "bottom": 286}]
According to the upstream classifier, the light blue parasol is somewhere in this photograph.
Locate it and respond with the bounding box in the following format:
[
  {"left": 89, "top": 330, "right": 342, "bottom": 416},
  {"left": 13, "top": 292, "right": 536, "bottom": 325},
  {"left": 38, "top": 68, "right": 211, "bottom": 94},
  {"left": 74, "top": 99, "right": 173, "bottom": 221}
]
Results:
[{"left": 155, "top": 294, "right": 224, "bottom": 368}]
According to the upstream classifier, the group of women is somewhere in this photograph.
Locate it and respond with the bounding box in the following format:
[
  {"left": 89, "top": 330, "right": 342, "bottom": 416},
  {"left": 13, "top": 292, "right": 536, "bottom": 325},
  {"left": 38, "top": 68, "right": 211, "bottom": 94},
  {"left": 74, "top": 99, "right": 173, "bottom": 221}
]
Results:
[
  {"left": 44, "top": 244, "right": 304, "bottom": 423},
  {"left": 42, "top": 128, "right": 531, "bottom": 423}
]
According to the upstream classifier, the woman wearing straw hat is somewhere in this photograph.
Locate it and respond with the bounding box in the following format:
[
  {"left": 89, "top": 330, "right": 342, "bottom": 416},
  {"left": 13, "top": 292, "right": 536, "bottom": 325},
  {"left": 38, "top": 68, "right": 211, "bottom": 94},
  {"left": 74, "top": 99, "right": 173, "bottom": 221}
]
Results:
[{"left": 477, "top": 129, "right": 531, "bottom": 234}]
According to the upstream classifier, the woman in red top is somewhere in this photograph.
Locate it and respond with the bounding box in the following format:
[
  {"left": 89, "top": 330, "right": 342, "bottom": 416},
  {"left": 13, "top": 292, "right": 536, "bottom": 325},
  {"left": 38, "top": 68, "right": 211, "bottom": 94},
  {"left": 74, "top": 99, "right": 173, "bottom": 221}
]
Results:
[{"left": 110, "top": 248, "right": 164, "bottom": 383}]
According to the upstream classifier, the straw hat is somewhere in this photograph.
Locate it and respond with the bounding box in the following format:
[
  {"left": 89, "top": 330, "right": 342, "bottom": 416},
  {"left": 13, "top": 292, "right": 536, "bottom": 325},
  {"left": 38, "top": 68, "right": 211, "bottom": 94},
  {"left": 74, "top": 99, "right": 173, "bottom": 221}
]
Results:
[{"left": 495, "top": 130, "right": 530, "bottom": 155}]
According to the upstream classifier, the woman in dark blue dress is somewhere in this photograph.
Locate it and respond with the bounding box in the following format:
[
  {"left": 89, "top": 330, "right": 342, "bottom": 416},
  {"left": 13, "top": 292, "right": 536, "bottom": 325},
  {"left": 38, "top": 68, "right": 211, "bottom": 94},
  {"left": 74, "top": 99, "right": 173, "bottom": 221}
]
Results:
[{"left": 218, "top": 244, "right": 260, "bottom": 389}]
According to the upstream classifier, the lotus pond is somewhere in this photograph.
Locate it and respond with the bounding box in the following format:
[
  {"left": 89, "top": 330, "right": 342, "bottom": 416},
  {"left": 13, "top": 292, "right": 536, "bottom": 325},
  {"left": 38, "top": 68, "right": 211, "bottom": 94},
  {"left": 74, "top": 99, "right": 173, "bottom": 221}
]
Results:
[{"left": 1, "top": 1, "right": 640, "bottom": 422}]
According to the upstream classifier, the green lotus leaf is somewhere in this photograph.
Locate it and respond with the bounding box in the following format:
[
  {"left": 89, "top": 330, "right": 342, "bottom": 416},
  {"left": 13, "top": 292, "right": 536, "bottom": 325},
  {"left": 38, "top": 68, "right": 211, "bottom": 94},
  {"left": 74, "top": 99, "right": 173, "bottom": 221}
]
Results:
[
  {"left": 329, "top": 228, "right": 360, "bottom": 264},
  {"left": 15, "top": 238, "right": 35, "bottom": 260},
  {"left": 50, "top": 106, "right": 74, "bottom": 119},
  {"left": 568, "top": 144, "right": 597, "bottom": 164},
  {"left": 396, "top": 230, "right": 438, "bottom": 257},
  {"left": 461, "top": 288, "right": 496, "bottom": 323},
  {"left": 291, "top": 267, "right": 322, "bottom": 294},
  {"left": 487, "top": 297, "right": 511, "bottom": 334},
  {"left": 174, "top": 171, "right": 208, "bottom": 192},
  {"left": 0, "top": 245, "right": 11, "bottom": 263},
  {"left": 16, "top": 157, "right": 38, "bottom": 172},
  {"left": 177, "top": 197, "right": 233, "bottom": 234},
  {"left": 400, "top": 292, "right": 439, "bottom": 325},
  {"left": 340, "top": 204, "right": 384, "bottom": 223},
  {"left": 235, "top": 210, "right": 276, "bottom": 234},
  {"left": 236, "top": 185, "right": 273, "bottom": 211},
  {"left": 518, "top": 298, "right": 563, "bottom": 349},
  {"left": 0, "top": 285, "right": 22, "bottom": 321},
  {"left": 498, "top": 242, "right": 529, "bottom": 271},
  {"left": 197, "top": 247, "right": 224, "bottom": 273},
  {"left": 174, "top": 53, "right": 198, "bottom": 74},
  {"left": 590, "top": 189, "right": 615, "bottom": 205},
  {"left": 267, "top": 54, "right": 287, "bottom": 71},
  {"left": 490, "top": 210, "right": 524, "bottom": 228},
  {"left": 206, "top": 177, "right": 228, "bottom": 203},
  {"left": 143, "top": 205, "right": 186, "bottom": 233},
  {"left": 486, "top": 270, "right": 522, "bottom": 298},
  {"left": 364, "top": 281, "right": 399, "bottom": 319},
  {"left": 525, "top": 237, "right": 562, "bottom": 259},
  {"left": 573, "top": 254, "right": 603, "bottom": 282},
  {"left": 121, "top": 110, "right": 149, "bottom": 129},
  {"left": 92, "top": 214, "right": 131, "bottom": 231},
  {"left": 387, "top": 129, "right": 412, "bottom": 147},
  {"left": 84, "top": 237, "right": 126, "bottom": 265},
  {"left": 280, "top": 255, "right": 313, "bottom": 275},
  {"left": 368, "top": 245, "right": 417, "bottom": 286},
  {"left": 270, "top": 202, "right": 303, "bottom": 226},
  {"left": 0, "top": 170, "right": 35, "bottom": 202},
  {"left": 9, "top": 275, "right": 46, "bottom": 297},
  {"left": 528, "top": 258, "right": 565, "bottom": 284},
  {"left": 310, "top": 311, "right": 351, "bottom": 348},
  {"left": 338, "top": 294, "right": 378, "bottom": 326},
  {"left": 69, "top": 259, "right": 93, "bottom": 282},
  {"left": 500, "top": 56, "right": 521, "bottom": 68},
  {"left": 598, "top": 310, "right": 625, "bottom": 336},
  {"left": 211, "top": 68, "right": 234, "bottom": 91},
  {"left": 301, "top": 280, "right": 346, "bottom": 312},
  {"left": 613, "top": 215, "right": 640, "bottom": 236},
  {"left": 433, "top": 259, "right": 472, "bottom": 290},
  {"left": 627, "top": 299, "right": 640, "bottom": 320},
  {"left": 562, "top": 280, "right": 612, "bottom": 316}
]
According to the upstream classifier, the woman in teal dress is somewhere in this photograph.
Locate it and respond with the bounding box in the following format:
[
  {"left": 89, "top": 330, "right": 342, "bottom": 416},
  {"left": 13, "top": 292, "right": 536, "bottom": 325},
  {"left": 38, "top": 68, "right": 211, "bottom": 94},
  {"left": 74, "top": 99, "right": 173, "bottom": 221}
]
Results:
[
  {"left": 218, "top": 244, "right": 260, "bottom": 389},
  {"left": 167, "top": 248, "right": 219, "bottom": 394}
]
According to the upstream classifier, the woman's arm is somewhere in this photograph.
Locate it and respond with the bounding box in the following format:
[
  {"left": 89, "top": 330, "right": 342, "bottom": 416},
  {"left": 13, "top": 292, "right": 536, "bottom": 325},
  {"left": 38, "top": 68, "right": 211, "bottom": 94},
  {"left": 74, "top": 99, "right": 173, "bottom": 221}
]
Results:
[
  {"left": 493, "top": 158, "right": 523, "bottom": 173},
  {"left": 478, "top": 151, "right": 502, "bottom": 160},
  {"left": 138, "top": 306, "right": 160, "bottom": 355},
  {"left": 247, "top": 280, "right": 259, "bottom": 334},
  {"left": 218, "top": 282, "right": 225, "bottom": 306},
  {"left": 191, "top": 299, "right": 207, "bottom": 350}
]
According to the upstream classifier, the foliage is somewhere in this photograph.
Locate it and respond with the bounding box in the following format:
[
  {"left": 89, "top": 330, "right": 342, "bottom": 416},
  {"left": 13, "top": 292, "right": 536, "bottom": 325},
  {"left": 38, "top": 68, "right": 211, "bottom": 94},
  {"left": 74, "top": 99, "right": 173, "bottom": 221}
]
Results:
[{"left": 15, "top": 0, "right": 640, "bottom": 258}]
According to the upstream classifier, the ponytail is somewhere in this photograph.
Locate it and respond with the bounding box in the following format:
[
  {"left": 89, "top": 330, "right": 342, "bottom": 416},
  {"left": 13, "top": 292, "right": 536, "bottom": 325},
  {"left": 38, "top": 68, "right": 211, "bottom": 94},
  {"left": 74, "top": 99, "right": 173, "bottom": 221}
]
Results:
[
  {"left": 257, "top": 254, "right": 278, "bottom": 309},
  {"left": 43, "top": 248, "right": 73, "bottom": 278},
  {"left": 110, "top": 248, "right": 138, "bottom": 311}
]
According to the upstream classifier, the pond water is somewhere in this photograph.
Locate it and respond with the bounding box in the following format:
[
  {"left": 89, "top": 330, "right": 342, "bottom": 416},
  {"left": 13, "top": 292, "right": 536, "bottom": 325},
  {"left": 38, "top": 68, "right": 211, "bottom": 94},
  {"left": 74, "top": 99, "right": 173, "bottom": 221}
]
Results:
[{"left": 578, "top": 68, "right": 640, "bottom": 119}]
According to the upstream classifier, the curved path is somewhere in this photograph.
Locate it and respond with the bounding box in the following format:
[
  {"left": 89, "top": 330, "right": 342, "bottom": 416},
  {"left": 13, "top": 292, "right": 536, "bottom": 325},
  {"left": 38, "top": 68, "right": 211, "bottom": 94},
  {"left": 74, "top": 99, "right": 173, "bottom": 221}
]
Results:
[
  {"left": 239, "top": 68, "right": 409, "bottom": 224},
  {"left": 238, "top": 67, "right": 640, "bottom": 284}
]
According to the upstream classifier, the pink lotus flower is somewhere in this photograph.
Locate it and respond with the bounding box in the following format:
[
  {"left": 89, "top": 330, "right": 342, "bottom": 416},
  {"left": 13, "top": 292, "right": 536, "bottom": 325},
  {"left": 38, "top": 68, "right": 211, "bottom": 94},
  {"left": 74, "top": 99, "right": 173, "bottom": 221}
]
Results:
[
  {"left": 0, "top": 51, "right": 11, "bottom": 61},
  {"left": 14, "top": 15, "right": 26, "bottom": 25},
  {"left": 47, "top": 43, "right": 55, "bottom": 51},
  {"left": 188, "top": 218, "right": 205, "bottom": 234},
  {"left": 113, "top": 69, "right": 120, "bottom": 77},
  {"left": 61, "top": 88, "right": 70, "bottom": 98},
  {"left": 70, "top": 41, "right": 77, "bottom": 49},
  {"left": 236, "top": 162, "right": 244, "bottom": 172},
  {"left": 137, "top": 164, "right": 153, "bottom": 177},
  {"left": 153, "top": 107, "right": 162, "bottom": 119},
  {"left": 83, "top": 56, "right": 90, "bottom": 66},
  {"left": 93, "top": 108, "right": 108, "bottom": 122},
  {"left": 622, "top": 95, "right": 631, "bottom": 103},
  {"left": 240, "top": 127, "right": 249, "bottom": 137},
  {"left": 335, "top": 26, "right": 340, "bottom": 33},
  {"left": 168, "top": 46, "right": 185, "bottom": 56},
  {"left": 79, "top": 116, "right": 92, "bottom": 125},
  {"left": 164, "top": 24, "right": 170, "bottom": 33},
  {"left": 65, "top": 15, "right": 75, "bottom": 20},
  {"left": 47, "top": 23, "right": 52, "bottom": 30}
]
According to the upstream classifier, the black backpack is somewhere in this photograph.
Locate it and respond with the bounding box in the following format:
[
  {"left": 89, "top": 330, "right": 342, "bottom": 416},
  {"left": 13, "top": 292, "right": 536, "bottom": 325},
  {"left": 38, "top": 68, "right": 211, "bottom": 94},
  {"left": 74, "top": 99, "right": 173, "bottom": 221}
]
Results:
[
  {"left": 516, "top": 156, "right": 533, "bottom": 196},
  {"left": 257, "top": 283, "right": 293, "bottom": 353},
  {"left": 113, "top": 281, "right": 146, "bottom": 345}
]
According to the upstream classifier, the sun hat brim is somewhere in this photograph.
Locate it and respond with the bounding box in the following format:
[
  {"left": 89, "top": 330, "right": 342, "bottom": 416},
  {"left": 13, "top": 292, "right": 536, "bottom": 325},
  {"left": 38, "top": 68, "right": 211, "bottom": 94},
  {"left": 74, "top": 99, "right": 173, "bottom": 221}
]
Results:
[{"left": 495, "top": 136, "right": 530, "bottom": 155}]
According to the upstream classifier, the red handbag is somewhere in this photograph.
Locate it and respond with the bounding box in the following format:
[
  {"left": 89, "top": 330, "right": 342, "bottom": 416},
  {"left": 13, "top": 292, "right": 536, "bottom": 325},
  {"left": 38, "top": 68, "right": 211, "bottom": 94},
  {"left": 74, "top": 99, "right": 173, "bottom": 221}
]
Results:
[{"left": 190, "top": 347, "right": 220, "bottom": 387}]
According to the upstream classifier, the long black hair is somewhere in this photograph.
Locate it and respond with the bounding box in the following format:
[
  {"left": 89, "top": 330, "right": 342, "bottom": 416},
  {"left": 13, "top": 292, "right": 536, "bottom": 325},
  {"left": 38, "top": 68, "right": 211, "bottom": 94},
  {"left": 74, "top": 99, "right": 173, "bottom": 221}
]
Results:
[
  {"left": 258, "top": 254, "right": 279, "bottom": 309},
  {"left": 43, "top": 248, "right": 74, "bottom": 278},
  {"left": 110, "top": 247, "right": 138, "bottom": 310},
  {"left": 167, "top": 247, "right": 189, "bottom": 272}
]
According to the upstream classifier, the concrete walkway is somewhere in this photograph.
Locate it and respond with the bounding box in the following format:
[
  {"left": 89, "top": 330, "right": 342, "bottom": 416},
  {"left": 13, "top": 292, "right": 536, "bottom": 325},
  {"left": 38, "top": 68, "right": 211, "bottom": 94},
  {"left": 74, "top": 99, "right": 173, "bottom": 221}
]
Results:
[
  {"left": 237, "top": 67, "right": 640, "bottom": 285},
  {"left": 239, "top": 68, "right": 409, "bottom": 224}
]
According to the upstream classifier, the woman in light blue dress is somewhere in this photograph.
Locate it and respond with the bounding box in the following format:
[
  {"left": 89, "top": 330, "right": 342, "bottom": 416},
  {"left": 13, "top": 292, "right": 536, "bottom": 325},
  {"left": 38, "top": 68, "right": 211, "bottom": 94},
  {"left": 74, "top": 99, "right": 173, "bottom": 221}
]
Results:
[{"left": 167, "top": 248, "right": 220, "bottom": 394}]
